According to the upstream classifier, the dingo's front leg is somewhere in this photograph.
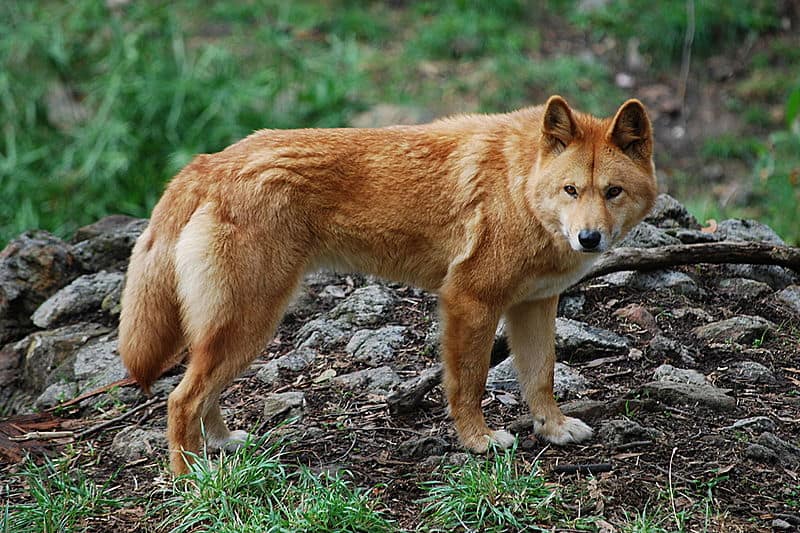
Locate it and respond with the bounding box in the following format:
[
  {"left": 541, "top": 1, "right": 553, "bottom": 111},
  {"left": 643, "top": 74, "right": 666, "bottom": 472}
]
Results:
[
  {"left": 440, "top": 291, "right": 514, "bottom": 452},
  {"left": 506, "top": 296, "right": 593, "bottom": 444}
]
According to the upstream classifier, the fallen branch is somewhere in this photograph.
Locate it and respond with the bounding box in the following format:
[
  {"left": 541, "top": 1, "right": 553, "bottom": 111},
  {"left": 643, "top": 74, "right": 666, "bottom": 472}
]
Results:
[
  {"left": 76, "top": 396, "right": 164, "bottom": 439},
  {"left": 552, "top": 463, "right": 613, "bottom": 475},
  {"left": 388, "top": 240, "right": 800, "bottom": 412},
  {"left": 8, "top": 430, "right": 75, "bottom": 442},
  {"left": 583, "top": 241, "right": 800, "bottom": 281}
]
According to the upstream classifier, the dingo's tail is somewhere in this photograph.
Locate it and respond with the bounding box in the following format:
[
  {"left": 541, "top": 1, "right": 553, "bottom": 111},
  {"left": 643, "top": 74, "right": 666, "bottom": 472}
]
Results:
[{"left": 119, "top": 226, "right": 184, "bottom": 395}]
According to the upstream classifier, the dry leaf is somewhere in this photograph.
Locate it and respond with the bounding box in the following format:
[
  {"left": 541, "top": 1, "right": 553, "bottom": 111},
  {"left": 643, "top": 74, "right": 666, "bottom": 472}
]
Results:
[{"left": 701, "top": 219, "right": 718, "bottom": 233}]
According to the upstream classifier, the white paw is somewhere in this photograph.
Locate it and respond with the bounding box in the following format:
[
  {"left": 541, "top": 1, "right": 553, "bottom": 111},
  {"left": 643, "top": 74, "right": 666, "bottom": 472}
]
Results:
[
  {"left": 490, "top": 429, "right": 516, "bottom": 449},
  {"left": 535, "top": 416, "right": 593, "bottom": 445},
  {"left": 208, "top": 430, "right": 252, "bottom": 452}
]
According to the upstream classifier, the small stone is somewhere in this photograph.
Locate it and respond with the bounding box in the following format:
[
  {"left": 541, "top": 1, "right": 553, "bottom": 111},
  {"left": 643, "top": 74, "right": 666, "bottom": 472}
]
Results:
[
  {"left": 329, "top": 285, "right": 396, "bottom": 327},
  {"left": 598, "top": 418, "right": 663, "bottom": 448},
  {"left": 670, "top": 307, "right": 714, "bottom": 323},
  {"left": 71, "top": 215, "right": 148, "bottom": 272},
  {"left": 644, "top": 194, "right": 699, "bottom": 229},
  {"left": 32, "top": 271, "right": 124, "bottom": 328},
  {"left": 638, "top": 381, "right": 735, "bottom": 411},
  {"left": 332, "top": 366, "right": 400, "bottom": 396},
  {"left": 692, "top": 315, "right": 775, "bottom": 345},
  {"left": 653, "top": 364, "right": 707, "bottom": 386},
  {"left": 618, "top": 222, "right": 681, "bottom": 248},
  {"left": 345, "top": 326, "right": 406, "bottom": 366},
  {"left": 613, "top": 303, "right": 659, "bottom": 332},
  {"left": 263, "top": 391, "right": 305, "bottom": 422},
  {"left": 717, "top": 278, "right": 772, "bottom": 300},
  {"left": 34, "top": 381, "right": 79, "bottom": 409},
  {"left": 776, "top": 285, "right": 800, "bottom": 315},
  {"left": 73, "top": 337, "right": 126, "bottom": 390},
  {"left": 648, "top": 335, "right": 697, "bottom": 366},
  {"left": 111, "top": 427, "right": 165, "bottom": 462},
  {"left": 557, "top": 293, "right": 585, "bottom": 318},
  {"left": 772, "top": 518, "right": 792, "bottom": 530},
  {"left": 726, "top": 361, "right": 777, "bottom": 385},
  {"left": 555, "top": 318, "right": 629, "bottom": 361},
  {"left": 447, "top": 452, "right": 470, "bottom": 466},
  {"left": 295, "top": 318, "right": 351, "bottom": 350},
  {"left": 745, "top": 432, "right": 800, "bottom": 466},
  {"left": 602, "top": 270, "right": 703, "bottom": 297},
  {"left": 486, "top": 358, "right": 587, "bottom": 399},
  {"left": 561, "top": 399, "right": 608, "bottom": 421},
  {"left": 397, "top": 436, "right": 450, "bottom": 459},
  {"left": 729, "top": 416, "right": 776, "bottom": 433}
]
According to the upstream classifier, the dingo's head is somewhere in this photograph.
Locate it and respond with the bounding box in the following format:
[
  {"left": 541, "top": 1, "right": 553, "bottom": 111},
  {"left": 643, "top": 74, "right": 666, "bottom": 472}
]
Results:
[{"left": 530, "top": 95, "right": 658, "bottom": 253}]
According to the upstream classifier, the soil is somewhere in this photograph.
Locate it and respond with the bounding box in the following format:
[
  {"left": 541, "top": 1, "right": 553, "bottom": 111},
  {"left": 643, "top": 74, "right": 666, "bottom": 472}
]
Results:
[{"left": 3, "top": 264, "right": 800, "bottom": 532}]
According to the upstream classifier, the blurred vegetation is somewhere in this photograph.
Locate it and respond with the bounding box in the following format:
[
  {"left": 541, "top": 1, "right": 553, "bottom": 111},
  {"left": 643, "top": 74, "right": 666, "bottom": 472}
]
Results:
[{"left": 0, "top": 0, "right": 798, "bottom": 245}]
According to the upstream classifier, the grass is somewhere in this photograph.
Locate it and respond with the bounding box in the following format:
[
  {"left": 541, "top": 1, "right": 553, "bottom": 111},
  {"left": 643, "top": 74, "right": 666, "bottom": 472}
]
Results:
[
  {"left": 418, "top": 443, "right": 556, "bottom": 532},
  {"left": 1, "top": 452, "right": 124, "bottom": 532}
]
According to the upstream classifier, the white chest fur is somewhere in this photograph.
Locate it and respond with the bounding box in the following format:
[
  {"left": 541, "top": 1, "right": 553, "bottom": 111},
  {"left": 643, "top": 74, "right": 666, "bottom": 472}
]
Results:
[{"left": 513, "top": 255, "right": 599, "bottom": 303}]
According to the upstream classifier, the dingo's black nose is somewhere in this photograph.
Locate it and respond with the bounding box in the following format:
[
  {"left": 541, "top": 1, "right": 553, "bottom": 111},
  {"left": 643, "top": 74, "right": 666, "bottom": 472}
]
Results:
[{"left": 578, "top": 230, "right": 601, "bottom": 250}]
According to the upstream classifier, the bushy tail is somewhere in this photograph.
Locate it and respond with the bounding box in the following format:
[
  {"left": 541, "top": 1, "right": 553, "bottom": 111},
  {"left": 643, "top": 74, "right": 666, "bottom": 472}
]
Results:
[{"left": 119, "top": 227, "right": 184, "bottom": 395}]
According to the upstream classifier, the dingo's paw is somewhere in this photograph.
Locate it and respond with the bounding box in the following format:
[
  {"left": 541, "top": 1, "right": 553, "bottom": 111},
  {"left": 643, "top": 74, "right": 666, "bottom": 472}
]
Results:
[
  {"left": 535, "top": 416, "right": 593, "bottom": 445},
  {"left": 208, "top": 430, "right": 252, "bottom": 452},
  {"left": 462, "top": 429, "right": 517, "bottom": 453}
]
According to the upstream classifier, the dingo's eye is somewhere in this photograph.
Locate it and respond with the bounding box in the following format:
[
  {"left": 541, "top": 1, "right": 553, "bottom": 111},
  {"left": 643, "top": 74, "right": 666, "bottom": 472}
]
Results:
[
  {"left": 606, "top": 186, "right": 623, "bottom": 199},
  {"left": 564, "top": 185, "right": 578, "bottom": 197}
]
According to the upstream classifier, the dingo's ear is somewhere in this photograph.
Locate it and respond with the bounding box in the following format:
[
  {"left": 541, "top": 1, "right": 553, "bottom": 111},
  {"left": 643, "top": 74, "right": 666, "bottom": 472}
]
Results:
[
  {"left": 542, "top": 95, "right": 578, "bottom": 152},
  {"left": 609, "top": 99, "right": 652, "bottom": 161}
]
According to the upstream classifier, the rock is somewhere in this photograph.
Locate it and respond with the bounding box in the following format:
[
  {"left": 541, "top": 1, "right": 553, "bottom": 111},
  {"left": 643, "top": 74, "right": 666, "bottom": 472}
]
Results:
[
  {"left": 670, "top": 307, "right": 714, "bottom": 323},
  {"left": 613, "top": 303, "right": 659, "bottom": 333},
  {"left": 0, "top": 231, "right": 81, "bottom": 344},
  {"left": 602, "top": 270, "right": 703, "bottom": 297},
  {"left": 618, "top": 222, "right": 681, "bottom": 248},
  {"left": 111, "top": 427, "right": 165, "bottom": 462},
  {"left": 332, "top": 366, "right": 400, "bottom": 395},
  {"left": 745, "top": 432, "right": 800, "bottom": 466},
  {"left": 776, "top": 285, "right": 800, "bottom": 315},
  {"left": 73, "top": 336, "right": 126, "bottom": 391},
  {"left": 669, "top": 228, "right": 721, "bottom": 244},
  {"left": 32, "top": 271, "right": 124, "bottom": 328},
  {"left": 0, "top": 342, "right": 22, "bottom": 387},
  {"left": 717, "top": 219, "right": 785, "bottom": 244},
  {"left": 557, "top": 293, "right": 585, "bottom": 318},
  {"left": 726, "top": 361, "right": 777, "bottom": 385},
  {"left": 648, "top": 335, "right": 697, "bottom": 366},
  {"left": 728, "top": 416, "right": 776, "bottom": 433},
  {"left": 720, "top": 263, "right": 796, "bottom": 290},
  {"left": 349, "top": 104, "right": 433, "bottom": 128},
  {"left": 17, "top": 323, "right": 111, "bottom": 392},
  {"left": 345, "top": 326, "right": 407, "bottom": 366},
  {"left": 555, "top": 318, "right": 629, "bottom": 360},
  {"left": 717, "top": 278, "right": 772, "bottom": 300},
  {"left": 598, "top": 418, "right": 663, "bottom": 448},
  {"left": 561, "top": 399, "right": 608, "bottom": 421},
  {"left": 653, "top": 364, "right": 707, "bottom": 386},
  {"left": 263, "top": 391, "right": 305, "bottom": 422},
  {"left": 638, "top": 381, "right": 736, "bottom": 411},
  {"left": 644, "top": 194, "right": 699, "bottom": 229},
  {"left": 329, "top": 285, "right": 396, "bottom": 327},
  {"left": 692, "top": 315, "right": 775, "bottom": 345},
  {"left": 486, "top": 359, "right": 586, "bottom": 398},
  {"left": 256, "top": 347, "right": 317, "bottom": 383},
  {"left": 772, "top": 518, "right": 792, "bottom": 530},
  {"left": 34, "top": 381, "right": 79, "bottom": 409},
  {"left": 397, "top": 436, "right": 450, "bottom": 459},
  {"left": 295, "top": 318, "right": 351, "bottom": 350},
  {"left": 71, "top": 215, "right": 148, "bottom": 272}
]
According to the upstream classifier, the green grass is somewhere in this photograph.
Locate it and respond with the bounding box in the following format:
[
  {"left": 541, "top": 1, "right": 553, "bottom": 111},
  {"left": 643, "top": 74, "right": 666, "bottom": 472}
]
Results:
[
  {"left": 1, "top": 453, "right": 124, "bottom": 532},
  {"left": 418, "top": 443, "right": 556, "bottom": 532}
]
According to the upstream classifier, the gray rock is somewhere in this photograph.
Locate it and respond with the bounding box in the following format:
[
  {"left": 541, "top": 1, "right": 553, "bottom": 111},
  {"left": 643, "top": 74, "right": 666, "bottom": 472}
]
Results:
[
  {"left": 332, "top": 366, "right": 400, "bottom": 395},
  {"left": 329, "top": 285, "right": 396, "bottom": 327},
  {"left": 644, "top": 194, "right": 699, "bottom": 229},
  {"left": 717, "top": 219, "right": 785, "bottom": 245},
  {"left": 561, "top": 399, "right": 608, "bottom": 421},
  {"left": 111, "top": 427, "right": 165, "bottom": 462},
  {"left": 776, "top": 285, "right": 800, "bottom": 315},
  {"left": 100, "top": 282, "right": 123, "bottom": 316},
  {"left": 726, "top": 361, "right": 777, "bottom": 385},
  {"left": 669, "top": 307, "right": 714, "bottom": 323},
  {"left": 639, "top": 381, "right": 736, "bottom": 411},
  {"left": 256, "top": 347, "right": 317, "bottom": 383},
  {"left": 0, "top": 231, "right": 81, "bottom": 344},
  {"left": 653, "top": 364, "right": 707, "bottom": 386},
  {"left": 32, "top": 271, "right": 124, "bottom": 328},
  {"left": 0, "top": 342, "right": 22, "bottom": 388},
  {"left": 692, "top": 315, "right": 774, "bottom": 345},
  {"left": 602, "top": 270, "right": 703, "bottom": 296},
  {"left": 263, "top": 391, "right": 305, "bottom": 422},
  {"left": 555, "top": 318, "right": 629, "bottom": 360},
  {"left": 720, "top": 263, "right": 796, "bottom": 290},
  {"left": 772, "top": 518, "right": 792, "bottom": 530},
  {"left": 729, "top": 416, "right": 776, "bottom": 433},
  {"left": 34, "top": 381, "right": 79, "bottom": 409},
  {"left": 18, "top": 323, "right": 110, "bottom": 392},
  {"left": 557, "top": 293, "right": 585, "bottom": 318},
  {"left": 71, "top": 215, "right": 148, "bottom": 272},
  {"left": 349, "top": 104, "right": 433, "bottom": 128},
  {"left": 717, "top": 278, "right": 772, "bottom": 300},
  {"left": 670, "top": 228, "right": 721, "bottom": 244},
  {"left": 598, "top": 418, "right": 663, "bottom": 447},
  {"left": 745, "top": 432, "right": 800, "bottom": 466},
  {"left": 618, "top": 222, "right": 682, "bottom": 248},
  {"left": 486, "top": 358, "right": 586, "bottom": 399},
  {"left": 648, "top": 335, "right": 697, "bottom": 366},
  {"left": 346, "top": 326, "right": 407, "bottom": 366},
  {"left": 295, "top": 318, "right": 351, "bottom": 350},
  {"left": 397, "top": 436, "right": 450, "bottom": 459},
  {"left": 485, "top": 357, "right": 518, "bottom": 392},
  {"left": 73, "top": 336, "right": 127, "bottom": 390}
]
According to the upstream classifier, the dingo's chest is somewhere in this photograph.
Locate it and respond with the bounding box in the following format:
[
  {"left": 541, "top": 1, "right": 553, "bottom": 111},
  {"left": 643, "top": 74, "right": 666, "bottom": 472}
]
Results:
[{"left": 513, "top": 256, "right": 599, "bottom": 303}]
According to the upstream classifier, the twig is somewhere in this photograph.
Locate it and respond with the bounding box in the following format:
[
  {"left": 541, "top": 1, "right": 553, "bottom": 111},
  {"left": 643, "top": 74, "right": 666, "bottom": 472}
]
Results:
[
  {"left": 8, "top": 430, "right": 75, "bottom": 442},
  {"left": 75, "top": 396, "right": 164, "bottom": 439},
  {"left": 669, "top": 446, "right": 680, "bottom": 531},
  {"left": 48, "top": 378, "right": 137, "bottom": 411},
  {"left": 552, "top": 463, "right": 612, "bottom": 475}
]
